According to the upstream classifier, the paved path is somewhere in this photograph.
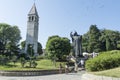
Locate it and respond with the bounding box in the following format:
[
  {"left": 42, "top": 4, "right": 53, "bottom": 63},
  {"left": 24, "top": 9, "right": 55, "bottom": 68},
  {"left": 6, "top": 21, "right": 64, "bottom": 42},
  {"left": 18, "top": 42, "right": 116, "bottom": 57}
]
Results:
[
  {"left": 81, "top": 73, "right": 120, "bottom": 80},
  {"left": 0, "top": 71, "right": 85, "bottom": 80}
]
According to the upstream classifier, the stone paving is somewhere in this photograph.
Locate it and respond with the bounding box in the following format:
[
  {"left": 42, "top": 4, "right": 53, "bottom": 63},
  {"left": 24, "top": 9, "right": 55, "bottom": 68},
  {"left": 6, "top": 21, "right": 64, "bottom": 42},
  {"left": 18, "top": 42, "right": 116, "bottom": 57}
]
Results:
[
  {"left": 0, "top": 71, "right": 85, "bottom": 80},
  {"left": 81, "top": 73, "right": 120, "bottom": 80}
]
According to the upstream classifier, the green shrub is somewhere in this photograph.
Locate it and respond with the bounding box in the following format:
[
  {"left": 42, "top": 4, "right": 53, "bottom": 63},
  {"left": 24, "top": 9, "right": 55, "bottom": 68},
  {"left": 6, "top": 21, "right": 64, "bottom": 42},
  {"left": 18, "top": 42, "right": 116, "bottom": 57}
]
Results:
[
  {"left": 36, "top": 56, "right": 45, "bottom": 61},
  {"left": 85, "top": 50, "right": 120, "bottom": 71}
]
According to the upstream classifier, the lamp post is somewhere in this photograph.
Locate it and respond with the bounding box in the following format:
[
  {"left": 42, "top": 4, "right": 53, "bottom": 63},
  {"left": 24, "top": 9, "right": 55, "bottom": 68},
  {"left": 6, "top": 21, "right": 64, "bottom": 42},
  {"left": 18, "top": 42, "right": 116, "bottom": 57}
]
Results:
[{"left": 29, "top": 44, "right": 33, "bottom": 67}]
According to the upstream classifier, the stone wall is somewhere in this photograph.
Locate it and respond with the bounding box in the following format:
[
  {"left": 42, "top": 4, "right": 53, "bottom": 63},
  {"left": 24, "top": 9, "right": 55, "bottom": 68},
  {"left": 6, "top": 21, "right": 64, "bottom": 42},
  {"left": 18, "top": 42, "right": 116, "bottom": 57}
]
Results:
[{"left": 0, "top": 69, "right": 65, "bottom": 76}]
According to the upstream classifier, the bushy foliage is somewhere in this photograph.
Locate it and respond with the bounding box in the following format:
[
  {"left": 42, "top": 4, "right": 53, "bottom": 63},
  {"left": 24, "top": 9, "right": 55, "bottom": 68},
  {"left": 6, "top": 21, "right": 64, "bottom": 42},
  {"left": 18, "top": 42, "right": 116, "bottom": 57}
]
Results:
[
  {"left": 85, "top": 50, "right": 120, "bottom": 71},
  {"left": 46, "top": 35, "right": 71, "bottom": 60},
  {"left": 0, "top": 23, "right": 21, "bottom": 55},
  {"left": 82, "top": 25, "right": 120, "bottom": 52},
  {"left": 20, "top": 41, "right": 43, "bottom": 55}
]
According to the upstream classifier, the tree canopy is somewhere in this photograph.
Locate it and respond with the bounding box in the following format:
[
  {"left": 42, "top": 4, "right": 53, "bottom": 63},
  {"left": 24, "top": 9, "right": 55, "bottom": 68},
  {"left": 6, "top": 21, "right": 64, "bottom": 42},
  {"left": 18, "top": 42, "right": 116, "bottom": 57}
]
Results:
[
  {"left": 20, "top": 41, "right": 43, "bottom": 55},
  {"left": 82, "top": 25, "right": 120, "bottom": 53},
  {"left": 0, "top": 23, "right": 21, "bottom": 55},
  {"left": 46, "top": 35, "right": 71, "bottom": 60}
]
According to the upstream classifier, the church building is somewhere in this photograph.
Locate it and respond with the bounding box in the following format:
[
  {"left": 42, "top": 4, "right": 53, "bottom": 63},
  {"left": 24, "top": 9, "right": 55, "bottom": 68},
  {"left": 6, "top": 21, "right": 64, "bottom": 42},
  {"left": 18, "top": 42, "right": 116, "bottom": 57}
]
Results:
[{"left": 25, "top": 3, "right": 39, "bottom": 55}]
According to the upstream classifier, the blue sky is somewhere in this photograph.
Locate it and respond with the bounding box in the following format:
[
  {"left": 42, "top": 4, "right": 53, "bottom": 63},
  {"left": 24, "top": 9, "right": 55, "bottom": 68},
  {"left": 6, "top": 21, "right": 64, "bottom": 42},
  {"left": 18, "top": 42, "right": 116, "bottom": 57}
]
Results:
[{"left": 0, "top": 0, "right": 120, "bottom": 48}]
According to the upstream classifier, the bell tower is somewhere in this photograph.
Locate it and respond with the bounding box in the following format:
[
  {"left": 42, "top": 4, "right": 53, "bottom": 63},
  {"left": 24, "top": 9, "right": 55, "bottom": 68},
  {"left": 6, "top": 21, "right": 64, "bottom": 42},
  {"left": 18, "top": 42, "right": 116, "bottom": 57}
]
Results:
[{"left": 25, "top": 3, "right": 39, "bottom": 55}]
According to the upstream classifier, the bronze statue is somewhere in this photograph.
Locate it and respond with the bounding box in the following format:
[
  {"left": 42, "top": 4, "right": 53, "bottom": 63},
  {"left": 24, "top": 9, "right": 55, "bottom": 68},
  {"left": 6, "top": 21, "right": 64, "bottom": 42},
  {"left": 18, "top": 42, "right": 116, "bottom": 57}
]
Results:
[{"left": 70, "top": 31, "right": 82, "bottom": 57}]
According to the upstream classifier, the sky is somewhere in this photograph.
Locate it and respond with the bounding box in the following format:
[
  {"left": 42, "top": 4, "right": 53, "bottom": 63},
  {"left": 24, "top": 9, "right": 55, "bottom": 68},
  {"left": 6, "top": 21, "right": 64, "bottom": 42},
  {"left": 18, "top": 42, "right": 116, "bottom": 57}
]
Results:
[{"left": 0, "top": 0, "right": 120, "bottom": 48}]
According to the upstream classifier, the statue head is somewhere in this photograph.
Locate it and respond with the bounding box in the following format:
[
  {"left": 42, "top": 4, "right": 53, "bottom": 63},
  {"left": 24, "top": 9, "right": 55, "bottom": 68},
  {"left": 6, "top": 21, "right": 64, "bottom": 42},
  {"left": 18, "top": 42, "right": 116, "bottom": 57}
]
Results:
[
  {"left": 70, "top": 31, "right": 79, "bottom": 37},
  {"left": 74, "top": 31, "right": 77, "bottom": 36},
  {"left": 73, "top": 31, "right": 79, "bottom": 36}
]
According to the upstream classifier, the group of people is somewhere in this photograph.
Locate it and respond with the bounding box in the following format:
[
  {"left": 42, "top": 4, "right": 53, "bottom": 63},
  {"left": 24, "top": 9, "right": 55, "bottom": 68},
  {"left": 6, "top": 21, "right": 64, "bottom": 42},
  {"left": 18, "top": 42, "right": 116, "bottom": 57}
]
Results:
[
  {"left": 59, "top": 58, "right": 85, "bottom": 74},
  {"left": 83, "top": 52, "right": 99, "bottom": 58},
  {"left": 59, "top": 52, "right": 99, "bottom": 74},
  {"left": 59, "top": 63, "right": 70, "bottom": 74},
  {"left": 59, "top": 63, "right": 72, "bottom": 74}
]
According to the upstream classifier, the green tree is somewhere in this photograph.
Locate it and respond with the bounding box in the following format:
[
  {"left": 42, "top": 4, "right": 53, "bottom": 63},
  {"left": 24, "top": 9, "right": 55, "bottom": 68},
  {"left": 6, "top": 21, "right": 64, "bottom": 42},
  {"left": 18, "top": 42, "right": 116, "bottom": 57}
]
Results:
[
  {"left": 20, "top": 41, "right": 42, "bottom": 68},
  {"left": 0, "top": 23, "right": 21, "bottom": 55},
  {"left": 106, "top": 38, "right": 112, "bottom": 50},
  {"left": 82, "top": 25, "right": 102, "bottom": 53},
  {"left": 82, "top": 25, "right": 120, "bottom": 52},
  {"left": 88, "top": 25, "right": 102, "bottom": 52},
  {"left": 46, "top": 35, "right": 71, "bottom": 61},
  {"left": 82, "top": 33, "right": 89, "bottom": 52},
  {"left": 20, "top": 41, "right": 43, "bottom": 55},
  {"left": 100, "top": 29, "right": 120, "bottom": 51}
]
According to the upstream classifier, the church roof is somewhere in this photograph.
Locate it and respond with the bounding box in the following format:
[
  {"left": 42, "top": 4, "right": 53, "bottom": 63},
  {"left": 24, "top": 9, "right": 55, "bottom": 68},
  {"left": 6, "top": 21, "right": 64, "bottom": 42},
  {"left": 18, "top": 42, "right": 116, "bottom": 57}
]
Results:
[{"left": 28, "top": 3, "right": 39, "bottom": 16}]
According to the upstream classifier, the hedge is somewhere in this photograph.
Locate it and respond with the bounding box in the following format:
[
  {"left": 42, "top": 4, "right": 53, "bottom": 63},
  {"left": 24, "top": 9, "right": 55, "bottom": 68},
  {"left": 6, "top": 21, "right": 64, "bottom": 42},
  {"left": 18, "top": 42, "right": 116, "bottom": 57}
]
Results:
[{"left": 85, "top": 50, "right": 120, "bottom": 71}]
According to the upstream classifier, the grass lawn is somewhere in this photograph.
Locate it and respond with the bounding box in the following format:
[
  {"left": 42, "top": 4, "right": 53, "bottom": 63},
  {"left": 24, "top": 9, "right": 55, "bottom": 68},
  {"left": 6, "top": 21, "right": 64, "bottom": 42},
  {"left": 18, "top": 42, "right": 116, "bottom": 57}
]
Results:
[
  {"left": 0, "top": 59, "right": 65, "bottom": 71},
  {"left": 90, "top": 67, "right": 120, "bottom": 78}
]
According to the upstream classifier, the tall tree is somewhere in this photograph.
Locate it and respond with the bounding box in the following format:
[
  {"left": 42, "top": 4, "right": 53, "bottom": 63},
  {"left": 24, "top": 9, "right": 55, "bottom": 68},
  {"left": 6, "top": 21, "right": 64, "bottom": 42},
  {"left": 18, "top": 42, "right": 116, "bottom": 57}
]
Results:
[
  {"left": 87, "top": 25, "right": 102, "bottom": 52},
  {"left": 100, "top": 29, "right": 120, "bottom": 51},
  {"left": 82, "top": 25, "right": 101, "bottom": 52},
  {"left": 0, "top": 23, "right": 21, "bottom": 55},
  {"left": 82, "top": 33, "right": 89, "bottom": 52},
  {"left": 82, "top": 25, "right": 120, "bottom": 52}
]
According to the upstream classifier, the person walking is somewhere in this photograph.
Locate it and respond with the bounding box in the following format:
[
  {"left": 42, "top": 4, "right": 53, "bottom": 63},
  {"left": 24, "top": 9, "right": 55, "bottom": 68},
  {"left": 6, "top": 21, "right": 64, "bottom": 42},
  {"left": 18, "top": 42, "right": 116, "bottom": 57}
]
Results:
[
  {"left": 59, "top": 63, "right": 63, "bottom": 74},
  {"left": 65, "top": 63, "right": 69, "bottom": 74}
]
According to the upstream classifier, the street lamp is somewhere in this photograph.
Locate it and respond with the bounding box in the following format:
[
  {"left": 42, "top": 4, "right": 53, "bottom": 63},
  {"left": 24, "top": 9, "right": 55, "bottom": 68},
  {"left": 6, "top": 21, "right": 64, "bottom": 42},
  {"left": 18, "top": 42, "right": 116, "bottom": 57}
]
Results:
[
  {"left": 29, "top": 44, "right": 33, "bottom": 67},
  {"left": 30, "top": 44, "right": 33, "bottom": 57}
]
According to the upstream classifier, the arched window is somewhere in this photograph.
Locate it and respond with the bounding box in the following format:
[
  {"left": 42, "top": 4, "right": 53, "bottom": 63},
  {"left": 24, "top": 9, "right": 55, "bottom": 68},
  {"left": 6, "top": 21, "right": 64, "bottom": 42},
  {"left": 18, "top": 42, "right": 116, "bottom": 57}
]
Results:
[
  {"left": 35, "top": 17, "right": 38, "bottom": 21},
  {"left": 32, "top": 16, "right": 34, "bottom": 21},
  {"left": 28, "top": 17, "right": 31, "bottom": 21}
]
